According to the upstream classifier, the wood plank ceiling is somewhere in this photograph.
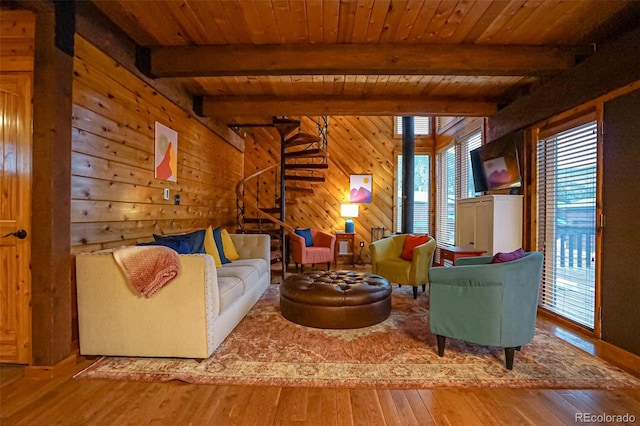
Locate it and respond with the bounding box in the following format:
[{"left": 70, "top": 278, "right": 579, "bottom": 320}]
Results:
[{"left": 91, "top": 0, "right": 640, "bottom": 124}]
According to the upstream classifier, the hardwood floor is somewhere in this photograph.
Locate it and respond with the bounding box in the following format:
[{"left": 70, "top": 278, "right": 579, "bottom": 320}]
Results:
[
  {"left": 2, "top": 273, "right": 640, "bottom": 425},
  {"left": 1, "top": 362, "right": 639, "bottom": 425}
]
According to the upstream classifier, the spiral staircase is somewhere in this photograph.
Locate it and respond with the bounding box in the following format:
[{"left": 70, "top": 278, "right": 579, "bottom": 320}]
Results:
[{"left": 235, "top": 117, "right": 329, "bottom": 278}]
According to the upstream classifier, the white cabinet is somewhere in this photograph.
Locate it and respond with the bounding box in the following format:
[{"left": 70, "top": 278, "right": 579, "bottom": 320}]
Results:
[{"left": 455, "top": 195, "right": 523, "bottom": 255}]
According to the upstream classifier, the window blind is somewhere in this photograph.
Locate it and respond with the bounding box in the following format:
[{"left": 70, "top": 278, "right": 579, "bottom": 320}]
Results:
[
  {"left": 436, "top": 146, "right": 456, "bottom": 245},
  {"left": 395, "top": 116, "right": 431, "bottom": 136},
  {"left": 456, "top": 130, "right": 482, "bottom": 199},
  {"left": 537, "top": 120, "right": 597, "bottom": 329},
  {"left": 396, "top": 154, "right": 431, "bottom": 234}
]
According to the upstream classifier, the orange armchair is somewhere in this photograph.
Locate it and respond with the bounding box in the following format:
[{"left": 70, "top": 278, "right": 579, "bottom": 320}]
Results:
[{"left": 288, "top": 229, "right": 336, "bottom": 273}]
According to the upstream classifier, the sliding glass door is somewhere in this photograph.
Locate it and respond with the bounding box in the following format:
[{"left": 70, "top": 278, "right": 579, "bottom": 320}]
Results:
[{"left": 537, "top": 120, "right": 598, "bottom": 329}]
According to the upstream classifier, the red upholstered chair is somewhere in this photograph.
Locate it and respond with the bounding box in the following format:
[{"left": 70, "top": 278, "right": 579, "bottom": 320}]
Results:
[{"left": 289, "top": 229, "right": 336, "bottom": 273}]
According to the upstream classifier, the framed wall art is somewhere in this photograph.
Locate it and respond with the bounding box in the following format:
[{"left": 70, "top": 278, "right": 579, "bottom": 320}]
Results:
[
  {"left": 349, "top": 174, "right": 372, "bottom": 203},
  {"left": 155, "top": 121, "right": 178, "bottom": 182}
]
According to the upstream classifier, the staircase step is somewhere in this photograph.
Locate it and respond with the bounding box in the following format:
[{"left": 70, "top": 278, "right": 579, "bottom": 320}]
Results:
[
  {"left": 284, "top": 163, "right": 329, "bottom": 170},
  {"left": 274, "top": 118, "right": 301, "bottom": 138},
  {"left": 283, "top": 148, "right": 327, "bottom": 159},
  {"left": 284, "top": 132, "right": 321, "bottom": 147},
  {"left": 284, "top": 175, "right": 326, "bottom": 183}
]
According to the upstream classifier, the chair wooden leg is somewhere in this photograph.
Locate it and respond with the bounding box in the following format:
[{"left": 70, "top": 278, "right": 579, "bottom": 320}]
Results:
[
  {"left": 300, "top": 264, "right": 304, "bottom": 273},
  {"left": 505, "top": 347, "right": 516, "bottom": 370},
  {"left": 422, "top": 284, "right": 426, "bottom": 292},
  {"left": 436, "top": 335, "right": 446, "bottom": 357},
  {"left": 412, "top": 286, "right": 418, "bottom": 299},
  {"left": 327, "top": 262, "right": 330, "bottom": 270}
]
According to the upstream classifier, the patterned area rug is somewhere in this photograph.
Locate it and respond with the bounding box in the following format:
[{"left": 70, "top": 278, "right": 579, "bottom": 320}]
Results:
[{"left": 75, "top": 285, "right": 640, "bottom": 389}]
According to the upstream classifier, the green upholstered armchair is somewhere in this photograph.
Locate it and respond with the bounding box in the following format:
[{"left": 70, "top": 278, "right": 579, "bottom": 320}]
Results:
[
  {"left": 369, "top": 234, "right": 436, "bottom": 299},
  {"left": 428, "top": 251, "right": 544, "bottom": 369}
]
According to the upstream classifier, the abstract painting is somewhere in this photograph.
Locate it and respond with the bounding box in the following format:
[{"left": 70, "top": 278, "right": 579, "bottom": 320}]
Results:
[
  {"left": 154, "top": 122, "right": 178, "bottom": 182},
  {"left": 350, "top": 174, "right": 372, "bottom": 203}
]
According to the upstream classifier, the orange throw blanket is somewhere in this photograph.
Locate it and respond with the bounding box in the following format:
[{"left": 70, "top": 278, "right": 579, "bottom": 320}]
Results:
[{"left": 112, "top": 246, "right": 180, "bottom": 298}]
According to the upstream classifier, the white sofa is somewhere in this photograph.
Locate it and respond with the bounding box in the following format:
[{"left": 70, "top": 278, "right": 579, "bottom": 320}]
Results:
[{"left": 75, "top": 233, "right": 270, "bottom": 359}]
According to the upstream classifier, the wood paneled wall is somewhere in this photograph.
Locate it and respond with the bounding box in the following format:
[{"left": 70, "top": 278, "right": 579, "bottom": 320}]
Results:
[
  {"left": 244, "top": 116, "right": 438, "bottom": 261},
  {"left": 0, "top": 10, "right": 34, "bottom": 73},
  {"left": 70, "top": 37, "right": 243, "bottom": 254}
]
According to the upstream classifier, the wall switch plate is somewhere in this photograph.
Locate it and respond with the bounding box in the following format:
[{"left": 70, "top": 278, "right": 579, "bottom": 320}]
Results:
[
  {"left": 174, "top": 194, "right": 180, "bottom": 205},
  {"left": 163, "top": 188, "right": 170, "bottom": 200}
]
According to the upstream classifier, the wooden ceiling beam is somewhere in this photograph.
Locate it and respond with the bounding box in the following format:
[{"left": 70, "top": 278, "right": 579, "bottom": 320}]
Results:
[
  {"left": 142, "top": 44, "right": 588, "bottom": 78},
  {"left": 200, "top": 96, "right": 497, "bottom": 117}
]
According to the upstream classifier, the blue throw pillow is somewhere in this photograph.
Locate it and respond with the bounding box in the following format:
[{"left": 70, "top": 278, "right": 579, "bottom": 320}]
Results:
[
  {"left": 138, "top": 238, "right": 190, "bottom": 254},
  {"left": 154, "top": 229, "right": 206, "bottom": 254},
  {"left": 213, "top": 227, "right": 231, "bottom": 264},
  {"left": 294, "top": 228, "right": 314, "bottom": 247}
]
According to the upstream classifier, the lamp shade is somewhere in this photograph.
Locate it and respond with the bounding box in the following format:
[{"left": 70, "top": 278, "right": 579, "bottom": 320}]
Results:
[{"left": 340, "top": 204, "right": 359, "bottom": 218}]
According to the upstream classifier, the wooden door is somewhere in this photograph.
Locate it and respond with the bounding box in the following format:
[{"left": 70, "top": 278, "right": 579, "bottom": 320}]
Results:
[{"left": 1, "top": 73, "right": 32, "bottom": 364}]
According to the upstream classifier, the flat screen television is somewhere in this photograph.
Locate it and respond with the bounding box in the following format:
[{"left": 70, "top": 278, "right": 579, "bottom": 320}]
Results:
[{"left": 470, "top": 137, "right": 522, "bottom": 193}]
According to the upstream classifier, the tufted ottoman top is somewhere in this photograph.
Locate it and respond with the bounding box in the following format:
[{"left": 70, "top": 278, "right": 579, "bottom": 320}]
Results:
[{"left": 280, "top": 270, "right": 392, "bottom": 307}]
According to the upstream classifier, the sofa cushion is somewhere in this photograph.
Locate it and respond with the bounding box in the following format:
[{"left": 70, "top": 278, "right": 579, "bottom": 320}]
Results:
[
  {"left": 217, "top": 276, "right": 244, "bottom": 313},
  {"left": 154, "top": 230, "right": 205, "bottom": 254},
  {"left": 218, "top": 263, "right": 261, "bottom": 292},
  {"left": 213, "top": 227, "right": 231, "bottom": 264},
  {"left": 220, "top": 229, "right": 240, "bottom": 261},
  {"left": 204, "top": 226, "right": 223, "bottom": 267},
  {"left": 401, "top": 234, "right": 429, "bottom": 261},
  {"left": 138, "top": 238, "right": 191, "bottom": 254},
  {"left": 227, "top": 258, "right": 269, "bottom": 279},
  {"left": 294, "top": 228, "right": 314, "bottom": 247}
]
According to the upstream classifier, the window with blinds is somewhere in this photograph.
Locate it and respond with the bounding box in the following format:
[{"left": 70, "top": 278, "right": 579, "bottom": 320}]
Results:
[
  {"left": 434, "top": 130, "right": 482, "bottom": 247},
  {"left": 537, "top": 120, "right": 598, "bottom": 329},
  {"left": 456, "top": 130, "right": 482, "bottom": 198},
  {"left": 396, "top": 154, "right": 431, "bottom": 234},
  {"left": 394, "top": 116, "right": 431, "bottom": 136},
  {"left": 435, "top": 146, "right": 456, "bottom": 245}
]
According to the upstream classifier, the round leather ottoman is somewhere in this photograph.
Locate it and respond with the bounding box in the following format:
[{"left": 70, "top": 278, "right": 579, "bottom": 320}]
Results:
[{"left": 280, "top": 270, "right": 392, "bottom": 329}]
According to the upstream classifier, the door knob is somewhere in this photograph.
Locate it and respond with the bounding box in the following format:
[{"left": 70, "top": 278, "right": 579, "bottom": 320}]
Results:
[{"left": 3, "top": 229, "right": 27, "bottom": 239}]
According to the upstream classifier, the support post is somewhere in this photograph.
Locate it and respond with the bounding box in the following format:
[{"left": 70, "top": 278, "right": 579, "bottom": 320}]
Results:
[
  {"left": 402, "top": 117, "right": 415, "bottom": 234},
  {"left": 30, "top": 2, "right": 74, "bottom": 366}
]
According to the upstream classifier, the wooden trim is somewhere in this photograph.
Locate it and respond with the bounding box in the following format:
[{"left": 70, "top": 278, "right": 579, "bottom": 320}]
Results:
[
  {"left": 537, "top": 109, "right": 598, "bottom": 140},
  {"left": 538, "top": 307, "right": 597, "bottom": 337},
  {"left": 593, "top": 104, "right": 604, "bottom": 339},
  {"left": 537, "top": 313, "right": 640, "bottom": 378},
  {"left": 24, "top": 353, "right": 77, "bottom": 379},
  {"left": 148, "top": 44, "right": 583, "bottom": 77}
]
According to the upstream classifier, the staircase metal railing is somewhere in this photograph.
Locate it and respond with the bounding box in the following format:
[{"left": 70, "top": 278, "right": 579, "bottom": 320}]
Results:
[{"left": 235, "top": 164, "right": 293, "bottom": 232}]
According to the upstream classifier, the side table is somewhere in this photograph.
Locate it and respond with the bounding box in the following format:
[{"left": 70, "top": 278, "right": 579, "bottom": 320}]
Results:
[
  {"left": 334, "top": 232, "right": 355, "bottom": 267},
  {"left": 436, "top": 246, "right": 486, "bottom": 266}
]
